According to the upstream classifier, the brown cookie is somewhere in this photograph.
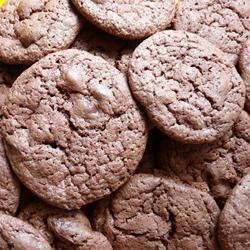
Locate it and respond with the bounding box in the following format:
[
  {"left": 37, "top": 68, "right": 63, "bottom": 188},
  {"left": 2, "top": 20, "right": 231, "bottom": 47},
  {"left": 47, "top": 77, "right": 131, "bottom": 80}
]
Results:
[
  {"left": 72, "top": 23, "right": 138, "bottom": 75},
  {"left": 48, "top": 210, "right": 112, "bottom": 250},
  {"left": 0, "top": 135, "right": 20, "bottom": 215},
  {"left": 239, "top": 38, "right": 250, "bottom": 112},
  {"left": 0, "top": 213, "right": 51, "bottom": 250},
  {"left": 2, "top": 49, "right": 148, "bottom": 210},
  {"left": 18, "top": 201, "right": 63, "bottom": 248},
  {"left": 157, "top": 110, "right": 250, "bottom": 206},
  {"left": 0, "top": 0, "right": 82, "bottom": 65},
  {"left": 19, "top": 201, "right": 112, "bottom": 250},
  {"left": 93, "top": 174, "right": 220, "bottom": 249},
  {"left": 174, "top": 0, "right": 250, "bottom": 64},
  {"left": 129, "top": 30, "right": 245, "bottom": 144},
  {"left": 218, "top": 174, "right": 250, "bottom": 249},
  {"left": 71, "top": 0, "right": 176, "bottom": 40}
]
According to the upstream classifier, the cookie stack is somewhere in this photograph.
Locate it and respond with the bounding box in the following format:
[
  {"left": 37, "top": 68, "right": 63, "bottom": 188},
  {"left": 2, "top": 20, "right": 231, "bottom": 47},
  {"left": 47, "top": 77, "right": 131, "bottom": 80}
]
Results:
[{"left": 0, "top": 0, "right": 249, "bottom": 249}]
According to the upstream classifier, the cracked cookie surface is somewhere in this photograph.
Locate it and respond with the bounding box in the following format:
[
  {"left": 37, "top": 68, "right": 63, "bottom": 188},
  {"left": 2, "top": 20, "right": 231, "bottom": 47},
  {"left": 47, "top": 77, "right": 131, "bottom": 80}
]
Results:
[
  {"left": 0, "top": 0, "right": 82, "bottom": 64},
  {"left": 157, "top": 111, "right": 250, "bottom": 206},
  {"left": 71, "top": 0, "right": 176, "bottom": 39},
  {"left": 2, "top": 49, "right": 148, "bottom": 210},
  {"left": 0, "top": 213, "right": 51, "bottom": 250},
  {"left": 218, "top": 174, "right": 250, "bottom": 249},
  {"left": 174, "top": 0, "right": 250, "bottom": 64},
  {"left": 129, "top": 30, "right": 245, "bottom": 144},
  {"left": 93, "top": 174, "right": 220, "bottom": 250}
]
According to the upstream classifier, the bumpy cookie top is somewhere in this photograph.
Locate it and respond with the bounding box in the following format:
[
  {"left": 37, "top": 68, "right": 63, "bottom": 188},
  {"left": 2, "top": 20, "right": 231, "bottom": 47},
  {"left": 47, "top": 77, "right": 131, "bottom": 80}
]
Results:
[
  {"left": 0, "top": 0, "right": 82, "bottom": 64},
  {"left": 93, "top": 174, "right": 220, "bottom": 249},
  {"left": 219, "top": 174, "right": 250, "bottom": 249},
  {"left": 174, "top": 0, "right": 250, "bottom": 64},
  {"left": 71, "top": 0, "right": 176, "bottom": 39},
  {"left": 239, "top": 38, "right": 250, "bottom": 112},
  {"left": 157, "top": 111, "right": 250, "bottom": 206},
  {"left": 0, "top": 213, "right": 51, "bottom": 250},
  {"left": 129, "top": 30, "right": 245, "bottom": 144},
  {"left": 2, "top": 49, "right": 147, "bottom": 210}
]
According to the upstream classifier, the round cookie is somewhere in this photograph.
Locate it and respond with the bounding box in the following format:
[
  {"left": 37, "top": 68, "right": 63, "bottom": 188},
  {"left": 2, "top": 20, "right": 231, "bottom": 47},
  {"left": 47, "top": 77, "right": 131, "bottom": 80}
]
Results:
[
  {"left": 48, "top": 210, "right": 112, "bottom": 250},
  {"left": 18, "top": 201, "right": 63, "bottom": 248},
  {"left": 0, "top": 0, "right": 82, "bottom": 65},
  {"left": 174, "top": 0, "right": 250, "bottom": 64},
  {"left": 129, "top": 30, "right": 245, "bottom": 144},
  {"left": 93, "top": 174, "right": 220, "bottom": 249},
  {"left": 239, "top": 38, "right": 250, "bottom": 112},
  {"left": 218, "top": 174, "right": 250, "bottom": 249},
  {"left": 19, "top": 201, "right": 111, "bottom": 249},
  {"left": 157, "top": 110, "right": 250, "bottom": 206},
  {"left": 0, "top": 213, "right": 51, "bottom": 250},
  {"left": 71, "top": 0, "right": 176, "bottom": 40},
  {"left": 2, "top": 49, "right": 148, "bottom": 210}
]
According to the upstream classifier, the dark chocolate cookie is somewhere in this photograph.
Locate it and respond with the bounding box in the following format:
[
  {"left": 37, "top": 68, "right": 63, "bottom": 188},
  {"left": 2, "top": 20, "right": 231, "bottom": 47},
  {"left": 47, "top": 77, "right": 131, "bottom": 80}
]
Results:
[
  {"left": 157, "top": 110, "right": 250, "bottom": 206},
  {"left": 218, "top": 174, "right": 250, "bottom": 250},
  {"left": 239, "top": 38, "right": 250, "bottom": 112},
  {"left": 0, "top": 213, "right": 51, "bottom": 250},
  {"left": 2, "top": 49, "right": 148, "bottom": 210},
  {"left": 0, "top": 0, "right": 82, "bottom": 65},
  {"left": 71, "top": 0, "right": 176, "bottom": 39},
  {"left": 93, "top": 174, "right": 220, "bottom": 250},
  {"left": 129, "top": 30, "right": 245, "bottom": 144},
  {"left": 174, "top": 0, "right": 250, "bottom": 64}
]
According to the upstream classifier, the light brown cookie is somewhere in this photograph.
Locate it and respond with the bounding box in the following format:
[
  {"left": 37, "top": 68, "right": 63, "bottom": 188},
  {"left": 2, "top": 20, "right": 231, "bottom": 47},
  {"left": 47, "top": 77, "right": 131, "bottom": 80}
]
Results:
[
  {"left": 2, "top": 49, "right": 148, "bottom": 210},
  {"left": 71, "top": 0, "right": 176, "bottom": 39},
  {"left": 239, "top": 38, "right": 250, "bottom": 112},
  {"left": 157, "top": 110, "right": 250, "bottom": 206},
  {"left": 0, "top": 0, "right": 82, "bottom": 65},
  {"left": 129, "top": 30, "right": 245, "bottom": 144},
  {"left": 174, "top": 0, "right": 250, "bottom": 64},
  {"left": 93, "top": 174, "right": 220, "bottom": 249},
  {"left": 0, "top": 213, "right": 51, "bottom": 250},
  {"left": 218, "top": 174, "right": 250, "bottom": 249}
]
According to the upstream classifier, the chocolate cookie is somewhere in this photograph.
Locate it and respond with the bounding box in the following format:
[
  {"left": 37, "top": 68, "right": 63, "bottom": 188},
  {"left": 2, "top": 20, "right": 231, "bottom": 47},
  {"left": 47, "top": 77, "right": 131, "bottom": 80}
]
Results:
[
  {"left": 157, "top": 110, "right": 250, "bottom": 206},
  {"left": 93, "top": 174, "right": 220, "bottom": 249},
  {"left": 174, "top": 0, "right": 250, "bottom": 64},
  {"left": 239, "top": 38, "right": 250, "bottom": 112},
  {"left": 48, "top": 210, "right": 112, "bottom": 250},
  {"left": 0, "top": 0, "right": 82, "bottom": 65},
  {"left": 71, "top": 0, "right": 176, "bottom": 40},
  {"left": 129, "top": 30, "right": 245, "bottom": 144},
  {"left": 18, "top": 201, "right": 63, "bottom": 248},
  {"left": 0, "top": 213, "right": 51, "bottom": 250},
  {"left": 2, "top": 49, "right": 148, "bottom": 210},
  {"left": 19, "top": 201, "right": 112, "bottom": 250},
  {"left": 0, "top": 135, "right": 20, "bottom": 215},
  {"left": 218, "top": 174, "right": 250, "bottom": 249}
]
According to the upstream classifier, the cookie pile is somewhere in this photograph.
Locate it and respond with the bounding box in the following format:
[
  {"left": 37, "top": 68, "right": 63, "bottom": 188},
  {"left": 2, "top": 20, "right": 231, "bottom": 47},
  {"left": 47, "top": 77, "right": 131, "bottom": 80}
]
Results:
[{"left": 0, "top": 0, "right": 249, "bottom": 249}]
